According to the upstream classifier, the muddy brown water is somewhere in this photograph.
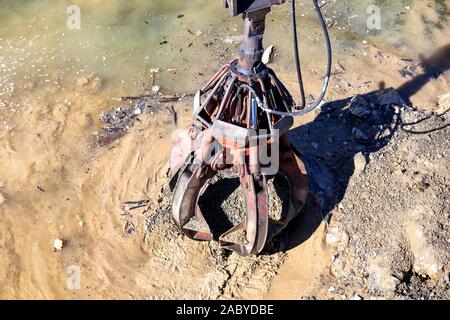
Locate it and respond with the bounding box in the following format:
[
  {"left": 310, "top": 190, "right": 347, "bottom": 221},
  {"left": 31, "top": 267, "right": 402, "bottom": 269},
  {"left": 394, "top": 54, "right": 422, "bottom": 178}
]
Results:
[{"left": 0, "top": 0, "right": 449, "bottom": 299}]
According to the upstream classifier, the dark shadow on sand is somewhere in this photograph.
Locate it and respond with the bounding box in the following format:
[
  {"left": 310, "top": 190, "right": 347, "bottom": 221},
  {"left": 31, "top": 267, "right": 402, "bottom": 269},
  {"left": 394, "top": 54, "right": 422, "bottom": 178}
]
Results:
[
  {"left": 280, "top": 43, "right": 450, "bottom": 252},
  {"left": 195, "top": 44, "right": 450, "bottom": 254},
  {"left": 397, "top": 44, "right": 450, "bottom": 106}
]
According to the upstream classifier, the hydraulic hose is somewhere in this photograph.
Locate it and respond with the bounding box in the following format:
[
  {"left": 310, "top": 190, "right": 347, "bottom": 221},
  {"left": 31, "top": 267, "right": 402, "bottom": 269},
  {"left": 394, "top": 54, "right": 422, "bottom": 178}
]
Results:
[
  {"left": 291, "top": 0, "right": 307, "bottom": 109},
  {"left": 263, "top": 0, "right": 332, "bottom": 117}
]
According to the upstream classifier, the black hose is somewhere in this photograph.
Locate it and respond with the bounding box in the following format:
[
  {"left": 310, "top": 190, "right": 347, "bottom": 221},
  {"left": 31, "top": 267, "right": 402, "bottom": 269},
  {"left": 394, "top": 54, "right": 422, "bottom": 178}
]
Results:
[
  {"left": 265, "top": 0, "right": 332, "bottom": 117},
  {"left": 291, "top": 0, "right": 307, "bottom": 109}
]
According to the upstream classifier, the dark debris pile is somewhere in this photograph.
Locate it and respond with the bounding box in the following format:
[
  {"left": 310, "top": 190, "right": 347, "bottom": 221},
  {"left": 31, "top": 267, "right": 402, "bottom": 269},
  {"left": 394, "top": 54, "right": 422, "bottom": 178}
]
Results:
[{"left": 97, "top": 92, "right": 184, "bottom": 146}]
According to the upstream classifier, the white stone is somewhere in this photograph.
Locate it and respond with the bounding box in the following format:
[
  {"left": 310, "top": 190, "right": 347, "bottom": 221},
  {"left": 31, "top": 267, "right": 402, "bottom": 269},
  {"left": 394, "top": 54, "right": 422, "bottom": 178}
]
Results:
[
  {"left": 152, "top": 85, "right": 160, "bottom": 93},
  {"left": 325, "top": 227, "right": 340, "bottom": 245},
  {"left": 367, "top": 264, "right": 398, "bottom": 293},
  {"left": 53, "top": 239, "right": 64, "bottom": 250},
  {"left": 354, "top": 152, "right": 367, "bottom": 175},
  {"left": 405, "top": 222, "right": 443, "bottom": 277}
]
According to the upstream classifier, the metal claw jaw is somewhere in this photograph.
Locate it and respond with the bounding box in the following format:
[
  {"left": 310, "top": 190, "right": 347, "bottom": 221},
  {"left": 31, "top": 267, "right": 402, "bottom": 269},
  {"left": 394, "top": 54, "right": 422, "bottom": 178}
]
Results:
[
  {"left": 170, "top": 122, "right": 309, "bottom": 256},
  {"left": 171, "top": 155, "right": 269, "bottom": 255},
  {"left": 171, "top": 155, "right": 215, "bottom": 241},
  {"left": 219, "top": 173, "right": 269, "bottom": 256}
]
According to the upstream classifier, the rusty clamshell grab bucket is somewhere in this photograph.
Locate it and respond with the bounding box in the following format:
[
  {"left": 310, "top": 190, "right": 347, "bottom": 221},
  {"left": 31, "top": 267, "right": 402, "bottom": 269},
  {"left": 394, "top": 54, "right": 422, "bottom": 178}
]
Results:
[
  {"left": 168, "top": 0, "right": 332, "bottom": 255},
  {"left": 168, "top": 63, "right": 309, "bottom": 255}
]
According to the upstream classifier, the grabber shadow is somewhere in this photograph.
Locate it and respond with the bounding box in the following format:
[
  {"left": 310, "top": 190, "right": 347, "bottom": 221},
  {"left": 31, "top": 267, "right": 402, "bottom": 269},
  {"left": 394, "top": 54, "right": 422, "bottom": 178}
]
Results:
[
  {"left": 397, "top": 44, "right": 450, "bottom": 106},
  {"left": 275, "top": 44, "right": 450, "bottom": 252},
  {"left": 272, "top": 88, "right": 404, "bottom": 253},
  {"left": 196, "top": 87, "right": 405, "bottom": 254},
  {"left": 198, "top": 87, "right": 405, "bottom": 255}
]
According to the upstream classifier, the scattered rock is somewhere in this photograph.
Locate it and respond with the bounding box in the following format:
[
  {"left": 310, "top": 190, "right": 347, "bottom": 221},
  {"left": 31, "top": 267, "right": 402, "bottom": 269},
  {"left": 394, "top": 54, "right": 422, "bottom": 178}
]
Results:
[
  {"left": 352, "top": 128, "right": 370, "bottom": 143},
  {"left": 353, "top": 152, "right": 367, "bottom": 175},
  {"left": 405, "top": 222, "right": 443, "bottom": 278},
  {"left": 367, "top": 264, "right": 398, "bottom": 293},
  {"left": 349, "top": 95, "right": 371, "bottom": 119},
  {"left": 53, "top": 239, "right": 64, "bottom": 251},
  {"left": 325, "top": 227, "right": 340, "bottom": 245},
  {"left": 340, "top": 230, "right": 350, "bottom": 248},
  {"left": 390, "top": 275, "right": 402, "bottom": 286},
  {"left": 399, "top": 65, "right": 418, "bottom": 78},
  {"left": 373, "top": 88, "right": 406, "bottom": 106},
  {"left": 152, "top": 85, "right": 161, "bottom": 93},
  {"left": 437, "top": 93, "right": 450, "bottom": 113}
]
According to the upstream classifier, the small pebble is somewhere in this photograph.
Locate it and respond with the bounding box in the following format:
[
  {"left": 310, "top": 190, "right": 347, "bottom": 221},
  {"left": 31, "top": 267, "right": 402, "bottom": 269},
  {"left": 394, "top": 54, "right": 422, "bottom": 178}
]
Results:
[
  {"left": 53, "top": 239, "right": 64, "bottom": 251},
  {"left": 152, "top": 85, "right": 160, "bottom": 93}
]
